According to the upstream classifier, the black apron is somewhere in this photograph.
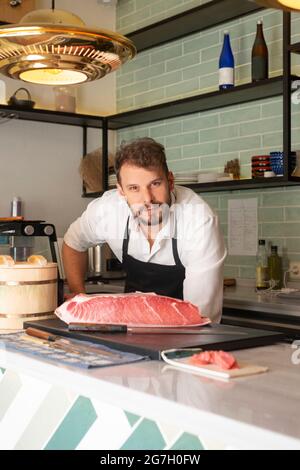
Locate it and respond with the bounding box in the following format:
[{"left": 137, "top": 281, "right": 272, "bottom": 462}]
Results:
[{"left": 122, "top": 215, "right": 185, "bottom": 299}]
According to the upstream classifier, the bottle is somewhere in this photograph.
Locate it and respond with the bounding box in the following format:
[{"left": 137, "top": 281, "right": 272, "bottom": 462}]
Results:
[
  {"left": 219, "top": 31, "right": 235, "bottom": 90},
  {"left": 0, "top": 80, "right": 6, "bottom": 104},
  {"left": 268, "top": 245, "right": 282, "bottom": 289},
  {"left": 54, "top": 86, "right": 76, "bottom": 113},
  {"left": 256, "top": 239, "right": 269, "bottom": 290},
  {"left": 10, "top": 197, "right": 22, "bottom": 217},
  {"left": 251, "top": 20, "right": 269, "bottom": 82}
]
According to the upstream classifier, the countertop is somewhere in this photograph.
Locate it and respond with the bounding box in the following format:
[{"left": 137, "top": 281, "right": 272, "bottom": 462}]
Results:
[
  {"left": 223, "top": 285, "right": 300, "bottom": 317},
  {"left": 1, "top": 339, "right": 299, "bottom": 449}
]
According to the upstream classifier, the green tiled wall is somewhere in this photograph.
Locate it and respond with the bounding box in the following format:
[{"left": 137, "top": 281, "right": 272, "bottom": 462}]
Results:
[{"left": 116, "top": 1, "right": 300, "bottom": 279}]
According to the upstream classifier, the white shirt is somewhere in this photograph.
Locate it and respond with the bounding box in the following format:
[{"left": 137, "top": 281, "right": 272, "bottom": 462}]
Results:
[{"left": 64, "top": 186, "right": 227, "bottom": 322}]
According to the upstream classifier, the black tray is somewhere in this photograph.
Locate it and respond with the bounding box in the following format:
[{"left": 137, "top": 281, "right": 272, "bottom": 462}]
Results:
[{"left": 24, "top": 318, "right": 285, "bottom": 360}]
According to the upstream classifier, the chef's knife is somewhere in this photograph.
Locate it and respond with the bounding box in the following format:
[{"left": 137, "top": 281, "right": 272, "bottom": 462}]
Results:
[{"left": 67, "top": 323, "right": 246, "bottom": 335}]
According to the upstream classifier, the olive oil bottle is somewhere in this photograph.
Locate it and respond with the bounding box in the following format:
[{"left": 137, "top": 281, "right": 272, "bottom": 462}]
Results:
[
  {"left": 256, "top": 239, "right": 269, "bottom": 290},
  {"left": 268, "top": 245, "right": 282, "bottom": 289}
]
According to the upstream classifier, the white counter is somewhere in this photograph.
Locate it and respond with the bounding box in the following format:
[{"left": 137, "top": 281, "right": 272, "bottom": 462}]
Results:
[{"left": 0, "top": 339, "right": 299, "bottom": 450}]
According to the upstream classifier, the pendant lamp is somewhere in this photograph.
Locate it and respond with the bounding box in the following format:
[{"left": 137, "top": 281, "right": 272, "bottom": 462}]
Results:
[
  {"left": 255, "top": 0, "right": 300, "bottom": 12},
  {"left": 0, "top": 0, "right": 136, "bottom": 85}
]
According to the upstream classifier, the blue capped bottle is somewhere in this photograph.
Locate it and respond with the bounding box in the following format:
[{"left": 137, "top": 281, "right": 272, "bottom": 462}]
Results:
[{"left": 219, "top": 31, "right": 235, "bottom": 90}]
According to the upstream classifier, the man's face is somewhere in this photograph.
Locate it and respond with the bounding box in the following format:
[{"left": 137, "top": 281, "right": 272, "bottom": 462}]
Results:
[{"left": 117, "top": 163, "right": 174, "bottom": 227}]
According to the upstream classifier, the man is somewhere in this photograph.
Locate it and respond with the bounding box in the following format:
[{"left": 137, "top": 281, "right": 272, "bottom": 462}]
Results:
[{"left": 63, "top": 138, "right": 226, "bottom": 322}]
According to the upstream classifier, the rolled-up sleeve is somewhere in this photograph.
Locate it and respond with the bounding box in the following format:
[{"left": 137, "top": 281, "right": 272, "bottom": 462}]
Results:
[{"left": 182, "top": 212, "right": 227, "bottom": 323}]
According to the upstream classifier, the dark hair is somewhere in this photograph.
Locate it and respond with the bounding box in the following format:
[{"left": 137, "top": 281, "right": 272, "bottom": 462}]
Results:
[{"left": 114, "top": 137, "right": 169, "bottom": 183}]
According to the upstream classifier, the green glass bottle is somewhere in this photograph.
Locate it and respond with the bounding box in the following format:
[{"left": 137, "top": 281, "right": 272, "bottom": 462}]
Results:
[
  {"left": 256, "top": 239, "right": 269, "bottom": 290},
  {"left": 268, "top": 245, "right": 282, "bottom": 289}
]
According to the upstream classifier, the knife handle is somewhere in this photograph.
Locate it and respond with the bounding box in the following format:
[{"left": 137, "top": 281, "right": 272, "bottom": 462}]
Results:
[{"left": 26, "top": 328, "right": 57, "bottom": 342}]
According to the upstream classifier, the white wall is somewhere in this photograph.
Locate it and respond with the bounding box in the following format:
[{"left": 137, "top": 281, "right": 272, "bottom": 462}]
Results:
[{"left": 0, "top": 0, "right": 117, "bottom": 237}]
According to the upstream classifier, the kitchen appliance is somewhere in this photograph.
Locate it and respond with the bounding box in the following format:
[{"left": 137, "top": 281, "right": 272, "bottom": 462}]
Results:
[
  {"left": 24, "top": 318, "right": 284, "bottom": 360},
  {"left": 0, "top": 219, "right": 64, "bottom": 329},
  {"left": 87, "top": 243, "right": 125, "bottom": 281}
]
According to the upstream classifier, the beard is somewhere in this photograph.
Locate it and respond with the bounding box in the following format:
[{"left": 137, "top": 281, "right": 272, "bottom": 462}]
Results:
[{"left": 132, "top": 200, "right": 171, "bottom": 227}]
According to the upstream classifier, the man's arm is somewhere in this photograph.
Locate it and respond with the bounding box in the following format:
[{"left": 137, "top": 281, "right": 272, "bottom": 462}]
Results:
[
  {"left": 62, "top": 241, "right": 88, "bottom": 295},
  {"left": 182, "top": 213, "right": 227, "bottom": 323}
]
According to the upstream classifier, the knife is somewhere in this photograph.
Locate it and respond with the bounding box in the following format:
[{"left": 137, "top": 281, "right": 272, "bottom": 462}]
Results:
[
  {"left": 25, "top": 328, "right": 123, "bottom": 358},
  {"left": 68, "top": 323, "right": 246, "bottom": 335}
]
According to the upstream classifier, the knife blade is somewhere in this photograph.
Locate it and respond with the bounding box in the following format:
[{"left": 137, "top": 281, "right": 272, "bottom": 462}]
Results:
[
  {"left": 67, "top": 324, "right": 246, "bottom": 335},
  {"left": 126, "top": 327, "right": 247, "bottom": 335}
]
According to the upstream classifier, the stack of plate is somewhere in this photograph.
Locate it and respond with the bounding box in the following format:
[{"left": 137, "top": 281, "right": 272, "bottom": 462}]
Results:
[
  {"left": 251, "top": 155, "right": 271, "bottom": 178},
  {"left": 174, "top": 172, "right": 199, "bottom": 184},
  {"left": 108, "top": 174, "right": 117, "bottom": 187}
]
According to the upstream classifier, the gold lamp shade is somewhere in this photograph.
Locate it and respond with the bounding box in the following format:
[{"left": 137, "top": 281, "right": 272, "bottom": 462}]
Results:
[
  {"left": 255, "top": 0, "right": 300, "bottom": 11},
  {"left": 0, "top": 8, "right": 136, "bottom": 85}
]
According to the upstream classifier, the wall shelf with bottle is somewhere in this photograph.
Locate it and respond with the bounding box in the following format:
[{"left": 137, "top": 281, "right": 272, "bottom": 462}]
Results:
[
  {"left": 107, "top": 76, "right": 285, "bottom": 130},
  {"left": 126, "top": 0, "right": 263, "bottom": 53}
]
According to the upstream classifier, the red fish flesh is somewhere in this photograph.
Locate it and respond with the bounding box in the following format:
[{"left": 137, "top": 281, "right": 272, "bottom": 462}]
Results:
[
  {"left": 189, "top": 350, "right": 239, "bottom": 369},
  {"left": 55, "top": 292, "right": 208, "bottom": 327}
]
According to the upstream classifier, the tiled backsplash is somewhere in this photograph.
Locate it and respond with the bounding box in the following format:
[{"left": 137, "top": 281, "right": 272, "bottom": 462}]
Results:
[{"left": 116, "top": 1, "right": 300, "bottom": 279}]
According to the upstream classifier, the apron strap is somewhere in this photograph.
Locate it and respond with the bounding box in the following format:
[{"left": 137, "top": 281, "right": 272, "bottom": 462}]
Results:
[{"left": 122, "top": 214, "right": 183, "bottom": 268}]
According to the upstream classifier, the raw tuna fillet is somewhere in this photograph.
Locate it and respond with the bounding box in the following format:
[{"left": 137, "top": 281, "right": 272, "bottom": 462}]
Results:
[
  {"left": 55, "top": 292, "right": 207, "bottom": 327},
  {"left": 189, "top": 350, "right": 239, "bottom": 369}
]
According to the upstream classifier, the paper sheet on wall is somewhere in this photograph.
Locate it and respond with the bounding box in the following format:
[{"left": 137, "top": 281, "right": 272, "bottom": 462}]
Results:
[{"left": 228, "top": 198, "right": 258, "bottom": 256}]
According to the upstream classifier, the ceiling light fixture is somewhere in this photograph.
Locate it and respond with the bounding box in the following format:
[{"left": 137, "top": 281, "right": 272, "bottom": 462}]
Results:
[
  {"left": 0, "top": 0, "right": 136, "bottom": 85},
  {"left": 255, "top": 0, "right": 300, "bottom": 12}
]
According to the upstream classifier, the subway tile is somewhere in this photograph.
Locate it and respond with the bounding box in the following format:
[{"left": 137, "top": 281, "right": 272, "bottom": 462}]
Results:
[
  {"left": 165, "top": 131, "right": 199, "bottom": 148},
  {"left": 224, "top": 265, "right": 240, "bottom": 278},
  {"left": 119, "top": 80, "right": 150, "bottom": 99},
  {"left": 200, "top": 124, "right": 238, "bottom": 143},
  {"left": 259, "top": 207, "right": 284, "bottom": 222},
  {"left": 262, "top": 222, "right": 300, "bottom": 237},
  {"left": 261, "top": 99, "right": 283, "bottom": 118},
  {"left": 169, "top": 158, "right": 200, "bottom": 172},
  {"left": 184, "top": 31, "right": 219, "bottom": 55},
  {"left": 166, "top": 52, "right": 200, "bottom": 73},
  {"left": 285, "top": 207, "right": 300, "bottom": 221},
  {"left": 182, "top": 141, "right": 219, "bottom": 158},
  {"left": 239, "top": 266, "right": 255, "bottom": 279},
  {"left": 220, "top": 105, "right": 260, "bottom": 126},
  {"left": 135, "top": 63, "right": 165, "bottom": 82},
  {"left": 182, "top": 59, "right": 217, "bottom": 81},
  {"left": 165, "top": 78, "right": 200, "bottom": 98},
  {"left": 240, "top": 116, "right": 282, "bottom": 137},
  {"left": 134, "top": 89, "right": 165, "bottom": 107},
  {"left": 262, "top": 191, "right": 300, "bottom": 207},
  {"left": 221, "top": 135, "right": 261, "bottom": 153},
  {"left": 166, "top": 147, "right": 182, "bottom": 161},
  {"left": 150, "top": 121, "right": 182, "bottom": 138},
  {"left": 182, "top": 113, "right": 219, "bottom": 132},
  {"left": 285, "top": 238, "right": 300, "bottom": 253},
  {"left": 262, "top": 132, "right": 283, "bottom": 148},
  {"left": 150, "top": 44, "right": 182, "bottom": 66}
]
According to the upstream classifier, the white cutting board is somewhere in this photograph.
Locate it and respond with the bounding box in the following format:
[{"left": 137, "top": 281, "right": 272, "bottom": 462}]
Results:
[{"left": 161, "top": 350, "right": 269, "bottom": 380}]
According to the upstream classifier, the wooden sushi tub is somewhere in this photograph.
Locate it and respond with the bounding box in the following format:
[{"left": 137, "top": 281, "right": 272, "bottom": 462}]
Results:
[{"left": 0, "top": 259, "right": 57, "bottom": 330}]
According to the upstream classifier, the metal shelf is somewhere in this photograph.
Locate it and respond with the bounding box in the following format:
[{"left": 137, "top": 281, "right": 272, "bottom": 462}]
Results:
[
  {"left": 90, "top": 177, "right": 300, "bottom": 197},
  {"left": 0, "top": 105, "right": 104, "bottom": 129},
  {"left": 289, "top": 42, "right": 300, "bottom": 53},
  {"left": 126, "top": 0, "right": 263, "bottom": 52},
  {"left": 108, "top": 76, "right": 284, "bottom": 130},
  {"left": 184, "top": 176, "right": 300, "bottom": 193}
]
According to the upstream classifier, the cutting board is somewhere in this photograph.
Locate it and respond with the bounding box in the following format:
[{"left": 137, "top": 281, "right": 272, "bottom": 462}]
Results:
[{"left": 24, "top": 318, "right": 284, "bottom": 360}]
